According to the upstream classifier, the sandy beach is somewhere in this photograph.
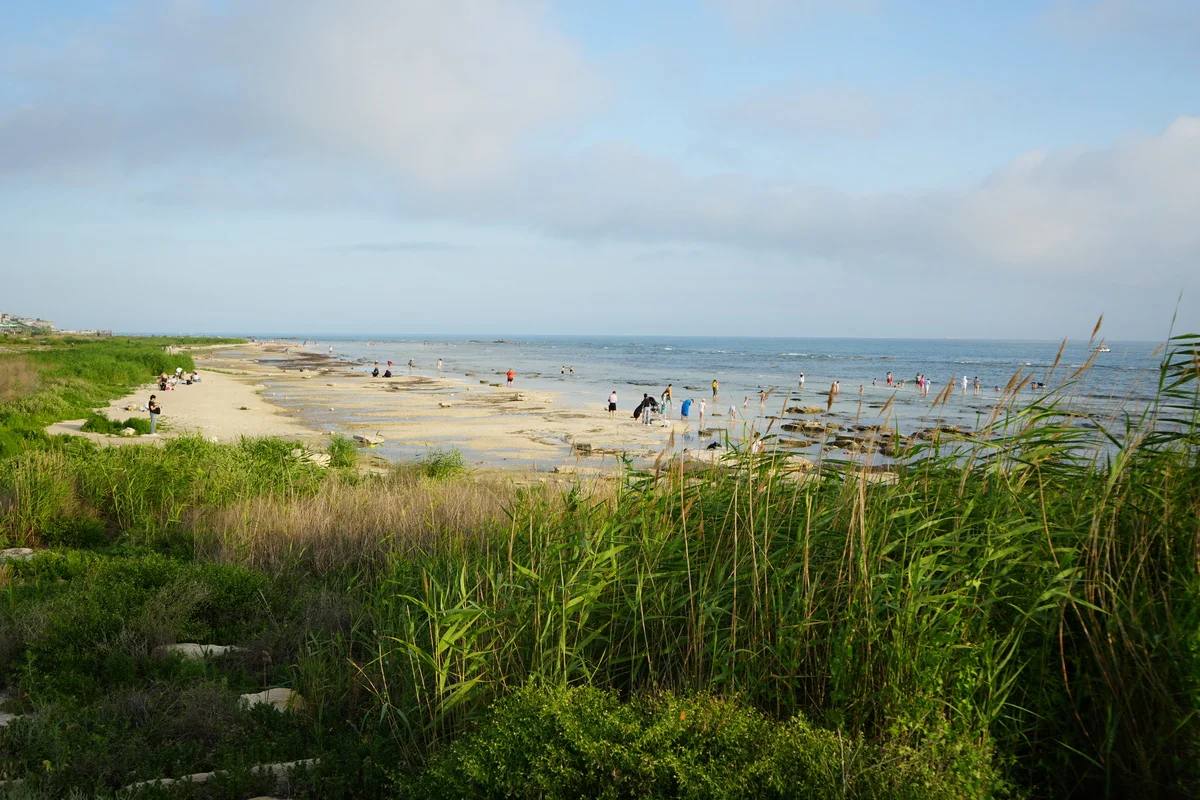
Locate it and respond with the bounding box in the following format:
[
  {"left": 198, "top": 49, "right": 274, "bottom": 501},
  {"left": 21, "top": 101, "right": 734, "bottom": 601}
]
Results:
[{"left": 61, "top": 342, "right": 708, "bottom": 470}]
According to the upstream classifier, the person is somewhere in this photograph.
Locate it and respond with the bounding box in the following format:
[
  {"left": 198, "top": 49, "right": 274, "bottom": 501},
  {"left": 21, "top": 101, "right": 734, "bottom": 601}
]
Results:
[
  {"left": 660, "top": 383, "right": 673, "bottom": 413},
  {"left": 383, "top": 369, "right": 392, "bottom": 378},
  {"left": 506, "top": 369, "right": 515, "bottom": 387},
  {"left": 680, "top": 397, "right": 693, "bottom": 421},
  {"left": 608, "top": 390, "right": 618, "bottom": 419},
  {"left": 408, "top": 359, "right": 415, "bottom": 370},
  {"left": 833, "top": 380, "right": 840, "bottom": 394},
  {"left": 962, "top": 375, "right": 968, "bottom": 393},
  {"left": 437, "top": 358, "right": 443, "bottom": 372},
  {"left": 388, "top": 360, "right": 393, "bottom": 367},
  {"left": 190, "top": 371, "right": 200, "bottom": 384},
  {"left": 886, "top": 371, "right": 893, "bottom": 386},
  {"left": 728, "top": 404, "right": 738, "bottom": 421},
  {"left": 974, "top": 377, "right": 981, "bottom": 396},
  {"left": 148, "top": 394, "right": 161, "bottom": 434},
  {"left": 872, "top": 378, "right": 877, "bottom": 387},
  {"left": 798, "top": 373, "right": 805, "bottom": 389},
  {"left": 711, "top": 379, "right": 719, "bottom": 398},
  {"left": 858, "top": 385, "right": 864, "bottom": 395},
  {"left": 561, "top": 365, "right": 565, "bottom": 375},
  {"left": 371, "top": 365, "right": 380, "bottom": 377},
  {"left": 758, "top": 389, "right": 766, "bottom": 406},
  {"left": 699, "top": 398, "right": 706, "bottom": 428},
  {"left": 569, "top": 366, "right": 574, "bottom": 375},
  {"left": 328, "top": 346, "right": 333, "bottom": 354},
  {"left": 743, "top": 396, "right": 749, "bottom": 409},
  {"left": 750, "top": 434, "right": 765, "bottom": 455}
]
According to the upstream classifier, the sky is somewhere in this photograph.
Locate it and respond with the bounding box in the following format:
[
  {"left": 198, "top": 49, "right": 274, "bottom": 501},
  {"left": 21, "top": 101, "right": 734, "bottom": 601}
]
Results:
[{"left": 1, "top": 0, "right": 1198, "bottom": 340}]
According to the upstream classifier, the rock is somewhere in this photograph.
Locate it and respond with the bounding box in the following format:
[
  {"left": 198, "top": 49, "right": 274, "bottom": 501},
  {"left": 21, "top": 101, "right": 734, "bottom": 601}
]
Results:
[
  {"left": 239, "top": 687, "right": 306, "bottom": 713},
  {"left": 684, "top": 386, "right": 701, "bottom": 390},
  {"left": 479, "top": 379, "right": 489, "bottom": 384},
  {"left": 307, "top": 453, "right": 332, "bottom": 467},
  {"left": 516, "top": 393, "right": 528, "bottom": 401},
  {"left": 552, "top": 465, "right": 576, "bottom": 475},
  {"left": 354, "top": 434, "right": 384, "bottom": 445},
  {"left": 438, "top": 402, "right": 452, "bottom": 408},
  {"left": 0, "top": 692, "right": 19, "bottom": 729},
  {"left": 786, "top": 405, "right": 825, "bottom": 415},
  {"left": 572, "top": 442, "right": 593, "bottom": 454},
  {"left": 0, "top": 548, "right": 35, "bottom": 563},
  {"left": 119, "top": 427, "right": 138, "bottom": 437},
  {"left": 153, "top": 643, "right": 243, "bottom": 661}
]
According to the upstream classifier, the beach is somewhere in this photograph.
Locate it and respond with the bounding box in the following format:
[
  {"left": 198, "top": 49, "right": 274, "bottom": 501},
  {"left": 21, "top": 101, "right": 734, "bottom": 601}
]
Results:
[{"left": 80, "top": 342, "right": 695, "bottom": 470}]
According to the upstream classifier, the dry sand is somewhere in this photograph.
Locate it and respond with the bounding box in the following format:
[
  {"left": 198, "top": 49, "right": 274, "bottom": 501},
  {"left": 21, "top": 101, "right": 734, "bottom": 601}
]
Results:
[{"left": 50, "top": 342, "right": 714, "bottom": 470}]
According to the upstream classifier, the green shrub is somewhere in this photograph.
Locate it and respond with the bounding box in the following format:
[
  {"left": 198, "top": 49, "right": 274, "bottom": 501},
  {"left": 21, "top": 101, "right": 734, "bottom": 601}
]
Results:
[
  {"left": 419, "top": 448, "right": 466, "bottom": 480},
  {"left": 400, "top": 686, "right": 1007, "bottom": 799},
  {"left": 328, "top": 435, "right": 357, "bottom": 469},
  {"left": 79, "top": 413, "right": 150, "bottom": 436}
]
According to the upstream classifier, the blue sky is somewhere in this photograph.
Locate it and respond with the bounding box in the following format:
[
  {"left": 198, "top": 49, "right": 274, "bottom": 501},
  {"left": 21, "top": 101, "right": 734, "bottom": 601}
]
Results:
[{"left": 1, "top": 0, "right": 1198, "bottom": 340}]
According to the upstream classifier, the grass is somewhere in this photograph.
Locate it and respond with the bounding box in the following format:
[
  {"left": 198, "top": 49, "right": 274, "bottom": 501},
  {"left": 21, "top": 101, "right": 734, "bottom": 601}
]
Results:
[
  {"left": 0, "top": 332, "right": 1195, "bottom": 797},
  {"left": 0, "top": 336, "right": 243, "bottom": 458}
]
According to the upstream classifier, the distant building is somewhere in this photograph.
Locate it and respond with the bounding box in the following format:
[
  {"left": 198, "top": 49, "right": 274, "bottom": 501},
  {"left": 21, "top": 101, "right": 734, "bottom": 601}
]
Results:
[{"left": 0, "top": 311, "right": 56, "bottom": 332}]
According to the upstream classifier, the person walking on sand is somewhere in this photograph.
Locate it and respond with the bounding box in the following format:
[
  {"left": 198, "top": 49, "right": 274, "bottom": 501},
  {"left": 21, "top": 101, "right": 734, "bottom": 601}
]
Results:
[
  {"left": 661, "top": 383, "right": 673, "bottom": 414},
  {"left": 148, "top": 394, "right": 162, "bottom": 434},
  {"left": 506, "top": 369, "right": 515, "bottom": 387},
  {"left": 608, "top": 390, "right": 618, "bottom": 419}
]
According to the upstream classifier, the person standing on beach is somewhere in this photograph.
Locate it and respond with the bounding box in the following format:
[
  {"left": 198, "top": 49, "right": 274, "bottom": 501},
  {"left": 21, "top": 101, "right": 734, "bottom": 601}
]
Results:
[
  {"left": 608, "top": 390, "right": 618, "bottom": 419},
  {"left": 561, "top": 365, "right": 565, "bottom": 376},
  {"left": 506, "top": 369, "right": 515, "bottom": 387},
  {"left": 661, "top": 384, "right": 673, "bottom": 414},
  {"left": 798, "top": 373, "right": 805, "bottom": 389},
  {"left": 699, "top": 398, "right": 706, "bottom": 428},
  {"left": 569, "top": 366, "right": 574, "bottom": 375},
  {"left": 962, "top": 375, "right": 968, "bottom": 394},
  {"left": 437, "top": 359, "right": 443, "bottom": 372},
  {"left": 711, "top": 379, "right": 719, "bottom": 398},
  {"left": 148, "top": 394, "right": 161, "bottom": 434},
  {"left": 886, "top": 371, "right": 893, "bottom": 387}
]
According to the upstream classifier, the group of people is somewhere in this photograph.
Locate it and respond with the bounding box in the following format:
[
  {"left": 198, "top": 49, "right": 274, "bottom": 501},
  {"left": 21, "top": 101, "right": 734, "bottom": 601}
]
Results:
[
  {"left": 148, "top": 367, "right": 200, "bottom": 433},
  {"left": 608, "top": 381, "right": 748, "bottom": 430},
  {"left": 157, "top": 367, "right": 199, "bottom": 391}
]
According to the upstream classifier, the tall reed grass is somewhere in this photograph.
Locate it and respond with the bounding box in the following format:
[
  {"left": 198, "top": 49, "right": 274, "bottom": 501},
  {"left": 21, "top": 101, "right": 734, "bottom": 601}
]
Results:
[{"left": 333, "top": 333, "right": 1199, "bottom": 796}]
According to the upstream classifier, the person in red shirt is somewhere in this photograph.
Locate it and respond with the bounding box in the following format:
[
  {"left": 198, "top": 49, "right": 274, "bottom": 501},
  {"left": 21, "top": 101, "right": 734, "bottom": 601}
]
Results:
[{"left": 506, "top": 369, "right": 515, "bottom": 387}]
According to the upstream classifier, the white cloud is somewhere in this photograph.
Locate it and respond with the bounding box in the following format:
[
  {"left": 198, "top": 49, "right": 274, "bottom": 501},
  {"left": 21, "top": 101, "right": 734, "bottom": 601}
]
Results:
[
  {"left": 0, "top": 0, "right": 599, "bottom": 187},
  {"left": 705, "top": 83, "right": 899, "bottom": 139}
]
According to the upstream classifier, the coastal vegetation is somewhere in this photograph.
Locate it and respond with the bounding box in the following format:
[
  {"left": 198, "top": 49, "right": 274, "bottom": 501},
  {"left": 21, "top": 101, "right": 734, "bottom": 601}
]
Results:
[{"left": 0, "top": 335, "right": 1197, "bottom": 797}]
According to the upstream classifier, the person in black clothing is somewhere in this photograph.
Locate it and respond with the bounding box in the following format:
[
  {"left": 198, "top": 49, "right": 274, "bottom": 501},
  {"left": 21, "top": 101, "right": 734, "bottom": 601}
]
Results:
[
  {"left": 148, "top": 394, "right": 162, "bottom": 434},
  {"left": 383, "top": 369, "right": 392, "bottom": 378},
  {"left": 371, "top": 365, "right": 380, "bottom": 377}
]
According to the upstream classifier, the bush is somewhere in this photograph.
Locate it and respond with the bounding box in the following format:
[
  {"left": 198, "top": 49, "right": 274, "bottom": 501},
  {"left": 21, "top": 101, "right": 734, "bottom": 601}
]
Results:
[
  {"left": 400, "top": 686, "right": 1008, "bottom": 799},
  {"left": 328, "top": 435, "right": 357, "bottom": 469},
  {"left": 79, "top": 413, "right": 150, "bottom": 436},
  {"left": 419, "top": 448, "right": 466, "bottom": 480}
]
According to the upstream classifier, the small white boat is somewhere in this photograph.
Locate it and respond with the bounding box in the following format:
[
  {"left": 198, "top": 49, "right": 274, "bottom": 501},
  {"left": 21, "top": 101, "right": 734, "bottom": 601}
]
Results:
[{"left": 1095, "top": 345, "right": 1110, "bottom": 353}]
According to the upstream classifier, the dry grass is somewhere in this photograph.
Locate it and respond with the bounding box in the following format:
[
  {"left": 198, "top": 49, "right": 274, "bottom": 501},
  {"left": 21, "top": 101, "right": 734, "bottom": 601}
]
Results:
[
  {"left": 190, "top": 470, "right": 557, "bottom": 574},
  {"left": 0, "top": 355, "right": 40, "bottom": 403}
]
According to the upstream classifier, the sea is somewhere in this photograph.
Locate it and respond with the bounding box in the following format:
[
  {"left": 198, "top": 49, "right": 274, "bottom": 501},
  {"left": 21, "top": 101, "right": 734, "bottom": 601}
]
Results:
[{"left": 254, "top": 335, "right": 1170, "bottom": 466}]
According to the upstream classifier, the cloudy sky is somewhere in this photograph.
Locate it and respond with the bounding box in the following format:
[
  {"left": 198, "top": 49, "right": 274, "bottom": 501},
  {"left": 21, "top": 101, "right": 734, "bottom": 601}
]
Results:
[{"left": 2, "top": 0, "right": 1198, "bottom": 339}]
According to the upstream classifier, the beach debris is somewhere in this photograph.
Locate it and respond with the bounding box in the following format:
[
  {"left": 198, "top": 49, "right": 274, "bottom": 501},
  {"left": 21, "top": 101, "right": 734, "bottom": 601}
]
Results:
[
  {"left": 119, "top": 427, "right": 138, "bottom": 437},
  {"left": 239, "top": 687, "right": 306, "bottom": 713},
  {"left": 439, "top": 402, "right": 452, "bottom": 408},
  {"left": 354, "top": 434, "right": 385, "bottom": 446},
  {"left": 479, "top": 379, "right": 489, "bottom": 384},
  {"left": 572, "top": 441, "right": 593, "bottom": 454},
  {"left": 152, "top": 643, "right": 243, "bottom": 661},
  {"left": 0, "top": 548, "right": 35, "bottom": 563}
]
